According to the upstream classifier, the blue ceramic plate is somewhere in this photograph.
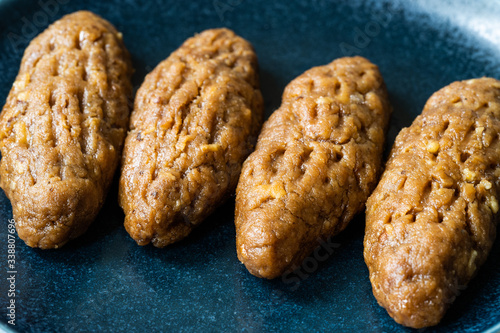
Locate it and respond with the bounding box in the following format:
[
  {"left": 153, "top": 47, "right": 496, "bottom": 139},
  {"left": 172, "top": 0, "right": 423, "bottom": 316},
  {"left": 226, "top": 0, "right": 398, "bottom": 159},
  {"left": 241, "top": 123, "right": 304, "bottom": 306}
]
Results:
[{"left": 0, "top": 0, "right": 499, "bottom": 332}]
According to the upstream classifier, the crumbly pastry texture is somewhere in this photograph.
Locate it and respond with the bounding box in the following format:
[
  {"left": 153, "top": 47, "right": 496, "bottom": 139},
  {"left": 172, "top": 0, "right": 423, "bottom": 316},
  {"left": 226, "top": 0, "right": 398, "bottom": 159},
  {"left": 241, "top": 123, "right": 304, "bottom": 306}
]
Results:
[
  {"left": 364, "top": 78, "right": 500, "bottom": 328},
  {"left": 0, "top": 11, "right": 133, "bottom": 249},
  {"left": 236, "top": 56, "right": 391, "bottom": 279},
  {"left": 119, "top": 28, "right": 263, "bottom": 247}
]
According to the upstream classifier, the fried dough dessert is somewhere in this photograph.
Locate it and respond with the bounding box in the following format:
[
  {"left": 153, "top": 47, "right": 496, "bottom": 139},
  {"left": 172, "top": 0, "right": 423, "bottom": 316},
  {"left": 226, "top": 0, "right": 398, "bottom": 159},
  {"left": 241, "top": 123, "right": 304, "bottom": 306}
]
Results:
[
  {"left": 119, "top": 28, "right": 263, "bottom": 247},
  {"left": 236, "top": 56, "right": 392, "bottom": 279},
  {"left": 0, "top": 11, "right": 133, "bottom": 249},
  {"left": 364, "top": 78, "right": 500, "bottom": 328}
]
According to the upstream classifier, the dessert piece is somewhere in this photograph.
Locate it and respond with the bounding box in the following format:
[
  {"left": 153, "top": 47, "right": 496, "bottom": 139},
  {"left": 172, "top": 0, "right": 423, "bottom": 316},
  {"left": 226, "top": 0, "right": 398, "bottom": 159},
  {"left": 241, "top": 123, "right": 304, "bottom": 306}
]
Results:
[
  {"left": 236, "top": 56, "right": 391, "bottom": 278},
  {"left": 119, "top": 28, "right": 263, "bottom": 247},
  {"left": 0, "top": 11, "right": 133, "bottom": 249},
  {"left": 364, "top": 78, "right": 500, "bottom": 328}
]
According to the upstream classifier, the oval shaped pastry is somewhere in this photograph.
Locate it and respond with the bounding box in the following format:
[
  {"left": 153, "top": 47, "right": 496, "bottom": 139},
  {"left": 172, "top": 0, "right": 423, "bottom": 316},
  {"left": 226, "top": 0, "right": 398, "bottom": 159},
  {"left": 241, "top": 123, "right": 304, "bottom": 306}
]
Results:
[
  {"left": 0, "top": 11, "right": 133, "bottom": 249},
  {"left": 119, "top": 28, "right": 263, "bottom": 247},
  {"left": 236, "top": 56, "right": 391, "bottom": 279},
  {"left": 364, "top": 78, "right": 500, "bottom": 328}
]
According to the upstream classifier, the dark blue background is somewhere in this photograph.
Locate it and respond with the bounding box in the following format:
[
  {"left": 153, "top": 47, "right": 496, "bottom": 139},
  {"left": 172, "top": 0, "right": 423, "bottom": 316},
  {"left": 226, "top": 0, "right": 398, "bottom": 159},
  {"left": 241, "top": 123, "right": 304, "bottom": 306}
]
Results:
[{"left": 0, "top": 0, "right": 499, "bottom": 332}]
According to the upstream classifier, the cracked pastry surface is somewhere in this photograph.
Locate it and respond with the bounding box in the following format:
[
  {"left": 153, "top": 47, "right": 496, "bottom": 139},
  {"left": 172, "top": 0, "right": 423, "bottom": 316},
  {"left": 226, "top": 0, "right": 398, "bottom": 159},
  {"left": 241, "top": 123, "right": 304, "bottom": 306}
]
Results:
[
  {"left": 236, "top": 56, "right": 391, "bottom": 279},
  {"left": 119, "top": 28, "right": 263, "bottom": 247},
  {"left": 364, "top": 78, "right": 500, "bottom": 328},
  {"left": 0, "top": 11, "right": 133, "bottom": 249}
]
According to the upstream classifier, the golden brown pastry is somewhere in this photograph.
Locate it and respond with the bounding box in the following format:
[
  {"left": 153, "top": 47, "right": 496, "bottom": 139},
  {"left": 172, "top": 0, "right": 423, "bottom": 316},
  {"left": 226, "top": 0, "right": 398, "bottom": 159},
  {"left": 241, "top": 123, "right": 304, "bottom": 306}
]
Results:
[
  {"left": 236, "top": 56, "right": 391, "bottom": 279},
  {"left": 364, "top": 78, "right": 500, "bottom": 328},
  {"left": 119, "top": 28, "right": 263, "bottom": 247},
  {"left": 0, "top": 11, "right": 133, "bottom": 249}
]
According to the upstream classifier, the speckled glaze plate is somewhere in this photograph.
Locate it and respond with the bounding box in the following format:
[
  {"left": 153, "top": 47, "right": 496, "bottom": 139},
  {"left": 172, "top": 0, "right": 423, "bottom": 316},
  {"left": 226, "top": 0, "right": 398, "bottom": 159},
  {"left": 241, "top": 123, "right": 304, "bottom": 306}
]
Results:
[{"left": 0, "top": 0, "right": 499, "bottom": 332}]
